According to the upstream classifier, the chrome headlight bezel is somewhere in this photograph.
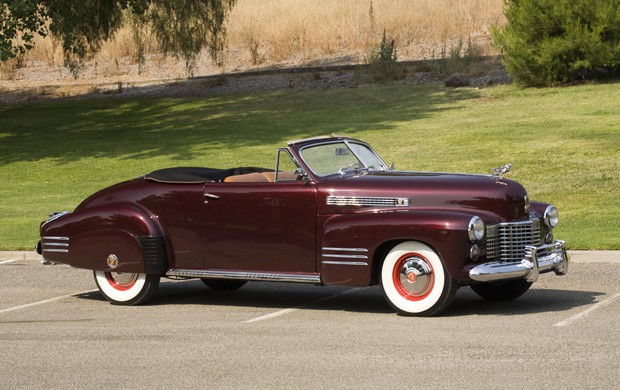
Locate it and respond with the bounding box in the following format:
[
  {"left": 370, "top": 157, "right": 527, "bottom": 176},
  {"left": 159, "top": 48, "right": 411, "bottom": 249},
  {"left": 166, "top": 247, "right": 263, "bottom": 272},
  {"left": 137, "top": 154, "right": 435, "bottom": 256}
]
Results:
[
  {"left": 468, "top": 216, "right": 485, "bottom": 242},
  {"left": 544, "top": 205, "right": 559, "bottom": 228}
]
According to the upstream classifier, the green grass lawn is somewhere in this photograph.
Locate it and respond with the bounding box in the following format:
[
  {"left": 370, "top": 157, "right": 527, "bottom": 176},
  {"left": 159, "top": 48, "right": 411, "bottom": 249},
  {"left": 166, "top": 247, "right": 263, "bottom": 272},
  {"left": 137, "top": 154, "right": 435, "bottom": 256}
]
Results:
[{"left": 1, "top": 81, "right": 619, "bottom": 250}]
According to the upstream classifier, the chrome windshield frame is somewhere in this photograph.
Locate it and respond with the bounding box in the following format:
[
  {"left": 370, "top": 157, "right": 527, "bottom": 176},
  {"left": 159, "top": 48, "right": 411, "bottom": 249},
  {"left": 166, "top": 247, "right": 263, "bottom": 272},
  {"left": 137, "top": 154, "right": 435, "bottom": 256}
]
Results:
[{"left": 297, "top": 139, "right": 390, "bottom": 178}]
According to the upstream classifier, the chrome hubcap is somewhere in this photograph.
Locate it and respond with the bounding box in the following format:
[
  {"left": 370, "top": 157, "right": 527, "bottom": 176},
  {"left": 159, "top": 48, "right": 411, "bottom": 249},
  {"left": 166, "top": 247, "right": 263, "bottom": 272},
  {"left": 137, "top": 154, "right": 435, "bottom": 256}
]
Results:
[
  {"left": 106, "top": 272, "right": 138, "bottom": 290},
  {"left": 398, "top": 257, "right": 434, "bottom": 296}
]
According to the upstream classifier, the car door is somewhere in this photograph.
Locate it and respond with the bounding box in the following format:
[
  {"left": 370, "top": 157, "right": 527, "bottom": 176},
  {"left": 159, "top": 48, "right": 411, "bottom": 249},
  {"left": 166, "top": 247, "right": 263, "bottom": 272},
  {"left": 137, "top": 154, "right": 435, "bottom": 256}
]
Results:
[{"left": 201, "top": 181, "right": 317, "bottom": 273}]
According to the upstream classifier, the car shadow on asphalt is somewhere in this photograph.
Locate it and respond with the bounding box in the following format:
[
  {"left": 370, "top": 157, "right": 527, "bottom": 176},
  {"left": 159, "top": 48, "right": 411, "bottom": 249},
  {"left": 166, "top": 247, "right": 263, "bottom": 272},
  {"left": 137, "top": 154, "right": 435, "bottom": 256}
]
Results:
[
  {"left": 74, "top": 279, "right": 603, "bottom": 317},
  {"left": 443, "top": 287, "right": 604, "bottom": 317}
]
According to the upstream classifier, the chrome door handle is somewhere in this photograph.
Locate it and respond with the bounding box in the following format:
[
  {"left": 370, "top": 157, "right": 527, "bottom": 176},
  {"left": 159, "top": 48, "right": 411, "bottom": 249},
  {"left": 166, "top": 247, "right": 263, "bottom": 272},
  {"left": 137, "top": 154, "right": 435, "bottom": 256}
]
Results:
[{"left": 203, "top": 193, "right": 220, "bottom": 204}]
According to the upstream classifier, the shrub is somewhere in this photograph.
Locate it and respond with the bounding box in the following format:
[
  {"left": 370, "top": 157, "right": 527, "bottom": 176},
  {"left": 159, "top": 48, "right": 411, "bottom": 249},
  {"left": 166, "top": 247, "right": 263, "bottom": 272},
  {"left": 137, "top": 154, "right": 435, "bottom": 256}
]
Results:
[
  {"left": 431, "top": 36, "right": 482, "bottom": 77},
  {"left": 493, "top": 0, "right": 620, "bottom": 86},
  {"left": 364, "top": 29, "right": 402, "bottom": 83}
]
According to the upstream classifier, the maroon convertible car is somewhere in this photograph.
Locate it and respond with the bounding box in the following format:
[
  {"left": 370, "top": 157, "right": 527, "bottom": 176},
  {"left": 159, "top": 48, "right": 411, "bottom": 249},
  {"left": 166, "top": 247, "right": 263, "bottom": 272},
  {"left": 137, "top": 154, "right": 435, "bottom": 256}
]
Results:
[{"left": 37, "top": 135, "right": 568, "bottom": 316}]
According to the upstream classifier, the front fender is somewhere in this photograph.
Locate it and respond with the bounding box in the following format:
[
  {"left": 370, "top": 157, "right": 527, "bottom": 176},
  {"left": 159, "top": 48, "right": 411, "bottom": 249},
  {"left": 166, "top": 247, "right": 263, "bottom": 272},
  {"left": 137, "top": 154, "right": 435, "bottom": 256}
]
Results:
[
  {"left": 40, "top": 203, "right": 167, "bottom": 274},
  {"left": 320, "top": 210, "right": 479, "bottom": 285}
]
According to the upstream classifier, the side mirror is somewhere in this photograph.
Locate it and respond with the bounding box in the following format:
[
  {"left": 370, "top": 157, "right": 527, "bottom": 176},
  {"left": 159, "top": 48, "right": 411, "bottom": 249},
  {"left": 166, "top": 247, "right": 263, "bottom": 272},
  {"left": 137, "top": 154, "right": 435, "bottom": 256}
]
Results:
[{"left": 295, "top": 167, "right": 311, "bottom": 182}]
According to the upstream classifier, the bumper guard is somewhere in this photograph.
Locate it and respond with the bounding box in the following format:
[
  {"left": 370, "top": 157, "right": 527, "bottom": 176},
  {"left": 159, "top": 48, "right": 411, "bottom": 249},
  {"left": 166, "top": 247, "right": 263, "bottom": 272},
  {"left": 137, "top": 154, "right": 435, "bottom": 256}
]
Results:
[{"left": 469, "top": 240, "right": 568, "bottom": 283}]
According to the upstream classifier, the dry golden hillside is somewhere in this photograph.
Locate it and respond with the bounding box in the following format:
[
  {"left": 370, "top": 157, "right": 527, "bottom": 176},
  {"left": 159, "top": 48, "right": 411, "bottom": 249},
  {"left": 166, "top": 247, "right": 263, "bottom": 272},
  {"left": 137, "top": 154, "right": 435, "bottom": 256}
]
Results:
[{"left": 1, "top": 0, "right": 504, "bottom": 91}]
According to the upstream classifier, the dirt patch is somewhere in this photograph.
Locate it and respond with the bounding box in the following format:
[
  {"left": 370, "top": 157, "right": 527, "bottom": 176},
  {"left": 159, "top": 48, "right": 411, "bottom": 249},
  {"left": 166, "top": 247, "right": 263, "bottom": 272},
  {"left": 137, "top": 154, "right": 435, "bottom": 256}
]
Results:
[{"left": 0, "top": 56, "right": 510, "bottom": 104}]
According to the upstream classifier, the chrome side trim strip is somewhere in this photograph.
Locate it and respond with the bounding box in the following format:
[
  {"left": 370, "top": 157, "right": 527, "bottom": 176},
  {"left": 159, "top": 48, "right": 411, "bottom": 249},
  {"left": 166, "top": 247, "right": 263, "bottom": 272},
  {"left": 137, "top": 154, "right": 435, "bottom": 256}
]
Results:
[
  {"left": 41, "top": 237, "right": 70, "bottom": 254},
  {"left": 166, "top": 269, "right": 321, "bottom": 284},
  {"left": 326, "top": 196, "right": 409, "bottom": 207},
  {"left": 322, "top": 247, "right": 368, "bottom": 253},
  {"left": 321, "top": 254, "right": 368, "bottom": 259},
  {"left": 321, "top": 261, "right": 368, "bottom": 266}
]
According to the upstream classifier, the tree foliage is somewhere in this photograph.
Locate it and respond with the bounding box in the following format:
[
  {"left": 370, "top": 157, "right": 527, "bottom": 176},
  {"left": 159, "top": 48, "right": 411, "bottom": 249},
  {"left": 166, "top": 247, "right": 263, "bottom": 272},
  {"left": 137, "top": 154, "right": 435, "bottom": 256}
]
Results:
[
  {"left": 0, "top": 0, "right": 236, "bottom": 67},
  {"left": 493, "top": 0, "right": 620, "bottom": 86}
]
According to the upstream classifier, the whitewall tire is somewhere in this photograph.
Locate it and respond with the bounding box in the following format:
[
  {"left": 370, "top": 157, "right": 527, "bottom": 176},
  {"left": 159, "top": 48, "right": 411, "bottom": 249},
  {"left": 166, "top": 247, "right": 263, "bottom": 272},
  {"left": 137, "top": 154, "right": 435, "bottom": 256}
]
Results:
[
  {"left": 380, "top": 241, "right": 458, "bottom": 316},
  {"left": 94, "top": 270, "right": 160, "bottom": 305}
]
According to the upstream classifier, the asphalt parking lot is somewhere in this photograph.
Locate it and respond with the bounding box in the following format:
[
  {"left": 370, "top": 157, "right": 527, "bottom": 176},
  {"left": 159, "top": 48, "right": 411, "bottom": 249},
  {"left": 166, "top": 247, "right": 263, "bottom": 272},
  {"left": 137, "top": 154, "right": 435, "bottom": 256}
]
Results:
[{"left": 1, "top": 252, "right": 619, "bottom": 389}]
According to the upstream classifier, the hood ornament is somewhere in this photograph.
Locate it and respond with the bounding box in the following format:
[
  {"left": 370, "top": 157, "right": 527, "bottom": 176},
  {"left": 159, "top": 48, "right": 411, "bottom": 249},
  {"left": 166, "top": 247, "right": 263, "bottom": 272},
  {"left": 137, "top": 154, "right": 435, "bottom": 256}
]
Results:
[{"left": 491, "top": 164, "right": 511, "bottom": 178}]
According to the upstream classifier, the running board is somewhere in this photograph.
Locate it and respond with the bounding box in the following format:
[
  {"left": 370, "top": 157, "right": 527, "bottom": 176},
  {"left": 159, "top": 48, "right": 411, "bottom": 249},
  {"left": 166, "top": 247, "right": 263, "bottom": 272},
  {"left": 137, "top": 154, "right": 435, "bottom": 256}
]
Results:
[{"left": 166, "top": 269, "right": 321, "bottom": 284}]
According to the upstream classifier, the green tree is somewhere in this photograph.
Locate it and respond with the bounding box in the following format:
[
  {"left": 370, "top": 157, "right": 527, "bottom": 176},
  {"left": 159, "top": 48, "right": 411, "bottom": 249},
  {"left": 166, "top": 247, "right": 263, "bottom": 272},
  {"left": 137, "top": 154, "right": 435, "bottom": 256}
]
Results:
[
  {"left": 1, "top": 0, "right": 236, "bottom": 67},
  {"left": 493, "top": 0, "right": 620, "bottom": 86}
]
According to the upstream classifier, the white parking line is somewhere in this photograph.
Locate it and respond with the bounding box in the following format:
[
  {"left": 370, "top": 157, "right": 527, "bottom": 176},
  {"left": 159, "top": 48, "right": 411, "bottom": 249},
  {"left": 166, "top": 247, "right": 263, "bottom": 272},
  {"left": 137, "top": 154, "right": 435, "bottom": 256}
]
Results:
[
  {"left": 554, "top": 292, "right": 620, "bottom": 327},
  {"left": 244, "top": 288, "right": 361, "bottom": 323},
  {"left": 0, "top": 260, "right": 18, "bottom": 265},
  {"left": 0, "top": 289, "right": 97, "bottom": 315},
  {"left": 0, "top": 279, "right": 195, "bottom": 315}
]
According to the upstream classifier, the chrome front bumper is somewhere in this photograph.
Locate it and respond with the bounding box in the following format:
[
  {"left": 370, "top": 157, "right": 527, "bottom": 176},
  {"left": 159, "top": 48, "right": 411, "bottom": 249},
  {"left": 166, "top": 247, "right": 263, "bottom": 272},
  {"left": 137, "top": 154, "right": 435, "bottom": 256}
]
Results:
[{"left": 469, "top": 240, "right": 568, "bottom": 283}]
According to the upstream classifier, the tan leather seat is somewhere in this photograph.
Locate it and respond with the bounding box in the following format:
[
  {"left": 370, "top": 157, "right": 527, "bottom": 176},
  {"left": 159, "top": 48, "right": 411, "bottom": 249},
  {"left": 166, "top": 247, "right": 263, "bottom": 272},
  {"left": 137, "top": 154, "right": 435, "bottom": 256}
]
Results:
[
  {"left": 261, "top": 172, "right": 297, "bottom": 182},
  {"left": 261, "top": 172, "right": 275, "bottom": 182},
  {"left": 224, "top": 172, "right": 271, "bottom": 183}
]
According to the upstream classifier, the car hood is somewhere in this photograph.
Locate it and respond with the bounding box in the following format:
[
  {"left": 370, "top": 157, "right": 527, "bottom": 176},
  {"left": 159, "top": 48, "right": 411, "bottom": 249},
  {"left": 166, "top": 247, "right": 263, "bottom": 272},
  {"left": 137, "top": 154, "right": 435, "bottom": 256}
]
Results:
[{"left": 319, "top": 171, "right": 529, "bottom": 221}]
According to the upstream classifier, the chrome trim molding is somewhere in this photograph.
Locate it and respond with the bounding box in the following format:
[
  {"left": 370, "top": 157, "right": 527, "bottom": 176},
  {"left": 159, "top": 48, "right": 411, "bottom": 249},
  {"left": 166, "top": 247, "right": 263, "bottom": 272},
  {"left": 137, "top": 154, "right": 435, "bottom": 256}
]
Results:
[
  {"left": 42, "top": 242, "right": 68, "bottom": 247},
  {"left": 322, "top": 247, "right": 368, "bottom": 252},
  {"left": 326, "top": 196, "right": 409, "bottom": 207},
  {"left": 469, "top": 240, "right": 568, "bottom": 283},
  {"left": 42, "top": 249, "right": 69, "bottom": 253},
  {"left": 321, "top": 261, "right": 368, "bottom": 266},
  {"left": 287, "top": 135, "right": 332, "bottom": 145},
  {"left": 41, "top": 236, "right": 70, "bottom": 254},
  {"left": 321, "top": 254, "right": 368, "bottom": 259},
  {"left": 166, "top": 269, "right": 321, "bottom": 284},
  {"left": 321, "top": 247, "right": 369, "bottom": 259}
]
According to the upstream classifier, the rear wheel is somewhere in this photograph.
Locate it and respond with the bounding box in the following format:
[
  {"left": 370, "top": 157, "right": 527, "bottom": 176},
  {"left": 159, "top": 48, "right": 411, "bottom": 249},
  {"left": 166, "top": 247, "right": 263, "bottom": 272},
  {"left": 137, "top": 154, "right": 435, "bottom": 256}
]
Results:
[
  {"left": 94, "top": 271, "right": 160, "bottom": 305},
  {"left": 380, "top": 241, "right": 458, "bottom": 316},
  {"left": 470, "top": 279, "right": 532, "bottom": 301},
  {"left": 201, "top": 279, "right": 247, "bottom": 291}
]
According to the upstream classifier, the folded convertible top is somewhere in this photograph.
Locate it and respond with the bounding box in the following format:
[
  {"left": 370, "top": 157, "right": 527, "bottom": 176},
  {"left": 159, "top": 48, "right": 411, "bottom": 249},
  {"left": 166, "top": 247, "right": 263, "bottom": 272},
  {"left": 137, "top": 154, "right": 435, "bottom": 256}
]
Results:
[{"left": 144, "top": 166, "right": 272, "bottom": 183}]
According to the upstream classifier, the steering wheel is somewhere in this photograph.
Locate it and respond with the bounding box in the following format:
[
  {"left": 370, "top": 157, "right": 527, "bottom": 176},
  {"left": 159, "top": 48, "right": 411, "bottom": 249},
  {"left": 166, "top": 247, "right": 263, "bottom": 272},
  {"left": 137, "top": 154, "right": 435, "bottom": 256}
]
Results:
[{"left": 339, "top": 162, "right": 363, "bottom": 174}]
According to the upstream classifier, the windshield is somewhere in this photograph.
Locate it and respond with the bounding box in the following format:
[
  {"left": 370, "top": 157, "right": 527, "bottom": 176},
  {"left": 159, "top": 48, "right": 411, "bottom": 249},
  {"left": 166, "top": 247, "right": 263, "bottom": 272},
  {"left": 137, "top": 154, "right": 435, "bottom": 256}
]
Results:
[{"left": 299, "top": 141, "right": 389, "bottom": 176}]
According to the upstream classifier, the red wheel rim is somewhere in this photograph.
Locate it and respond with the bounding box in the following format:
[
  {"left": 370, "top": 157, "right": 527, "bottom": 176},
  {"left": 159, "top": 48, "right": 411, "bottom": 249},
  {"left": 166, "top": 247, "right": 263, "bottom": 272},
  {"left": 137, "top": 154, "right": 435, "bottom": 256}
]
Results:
[
  {"left": 105, "top": 272, "right": 138, "bottom": 291},
  {"left": 392, "top": 253, "right": 435, "bottom": 301}
]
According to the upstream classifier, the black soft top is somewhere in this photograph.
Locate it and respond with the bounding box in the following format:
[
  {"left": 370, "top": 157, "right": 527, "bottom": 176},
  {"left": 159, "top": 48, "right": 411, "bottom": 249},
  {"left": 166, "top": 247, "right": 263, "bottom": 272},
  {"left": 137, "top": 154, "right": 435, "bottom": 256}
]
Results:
[{"left": 144, "top": 166, "right": 272, "bottom": 184}]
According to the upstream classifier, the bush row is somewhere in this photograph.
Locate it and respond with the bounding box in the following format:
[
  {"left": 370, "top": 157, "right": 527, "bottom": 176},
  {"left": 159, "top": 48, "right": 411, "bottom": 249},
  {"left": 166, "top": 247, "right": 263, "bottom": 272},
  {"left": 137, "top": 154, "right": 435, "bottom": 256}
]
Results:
[{"left": 493, "top": 0, "right": 620, "bottom": 86}]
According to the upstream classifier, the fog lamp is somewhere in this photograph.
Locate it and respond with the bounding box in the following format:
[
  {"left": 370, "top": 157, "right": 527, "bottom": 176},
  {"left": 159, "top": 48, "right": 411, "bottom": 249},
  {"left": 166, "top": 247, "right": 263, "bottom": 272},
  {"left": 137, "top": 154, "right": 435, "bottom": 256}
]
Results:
[
  {"left": 545, "top": 231, "right": 554, "bottom": 244},
  {"left": 470, "top": 244, "right": 481, "bottom": 261}
]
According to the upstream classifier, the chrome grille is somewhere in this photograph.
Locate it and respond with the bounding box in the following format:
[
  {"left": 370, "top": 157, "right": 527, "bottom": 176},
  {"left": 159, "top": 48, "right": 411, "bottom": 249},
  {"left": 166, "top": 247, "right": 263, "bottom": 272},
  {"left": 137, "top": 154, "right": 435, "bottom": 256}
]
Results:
[{"left": 486, "top": 219, "right": 541, "bottom": 262}]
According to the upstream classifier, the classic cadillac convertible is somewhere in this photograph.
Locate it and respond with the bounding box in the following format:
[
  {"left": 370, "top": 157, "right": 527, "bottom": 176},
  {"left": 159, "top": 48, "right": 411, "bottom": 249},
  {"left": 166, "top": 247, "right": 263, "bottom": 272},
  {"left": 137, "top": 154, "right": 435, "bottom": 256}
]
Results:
[{"left": 37, "top": 135, "right": 568, "bottom": 316}]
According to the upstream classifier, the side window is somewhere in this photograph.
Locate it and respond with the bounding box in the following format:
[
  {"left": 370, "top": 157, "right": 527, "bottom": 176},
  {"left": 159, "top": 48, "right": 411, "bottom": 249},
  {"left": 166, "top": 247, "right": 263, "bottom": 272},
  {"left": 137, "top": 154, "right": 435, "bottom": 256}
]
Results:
[{"left": 276, "top": 149, "right": 301, "bottom": 182}]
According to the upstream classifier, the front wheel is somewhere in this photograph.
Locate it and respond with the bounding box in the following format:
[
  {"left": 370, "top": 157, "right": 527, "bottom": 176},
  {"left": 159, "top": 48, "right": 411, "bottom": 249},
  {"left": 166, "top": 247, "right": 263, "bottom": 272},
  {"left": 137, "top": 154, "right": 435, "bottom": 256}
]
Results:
[
  {"left": 381, "top": 242, "right": 458, "bottom": 316},
  {"left": 94, "top": 271, "right": 160, "bottom": 305}
]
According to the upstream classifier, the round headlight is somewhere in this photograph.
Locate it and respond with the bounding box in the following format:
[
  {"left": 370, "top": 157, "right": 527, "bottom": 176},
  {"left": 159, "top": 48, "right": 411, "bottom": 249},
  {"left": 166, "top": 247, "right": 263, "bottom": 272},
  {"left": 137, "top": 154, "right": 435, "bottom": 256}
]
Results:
[
  {"left": 544, "top": 205, "right": 559, "bottom": 228},
  {"left": 468, "top": 216, "right": 485, "bottom": 242}
]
